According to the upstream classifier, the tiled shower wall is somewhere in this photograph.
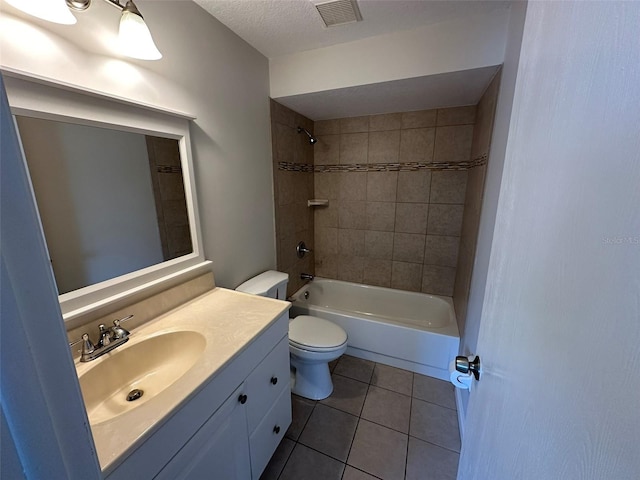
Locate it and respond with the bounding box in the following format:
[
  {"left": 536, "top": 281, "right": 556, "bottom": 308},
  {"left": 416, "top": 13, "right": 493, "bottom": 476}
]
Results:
[
  {"left": 313, "top": 108, "right": 478, "bottom": 295},
  {"left": 270, "top": 100, "right": 315, "bottom": 297},
  {"left": 453, "top": 71, "right": 502, "bottom": 334}
]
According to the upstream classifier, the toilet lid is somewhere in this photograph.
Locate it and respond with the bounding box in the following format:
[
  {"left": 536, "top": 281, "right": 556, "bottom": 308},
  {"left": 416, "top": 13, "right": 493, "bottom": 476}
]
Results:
[{"left": 290, "top": 315, "right": 347, "bottom": 351}]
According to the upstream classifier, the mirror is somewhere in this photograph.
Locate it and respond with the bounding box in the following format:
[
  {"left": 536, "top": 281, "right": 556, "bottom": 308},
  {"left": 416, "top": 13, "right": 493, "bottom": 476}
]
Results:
[
  {"left": 16, "top": 116, "right": 193, "bottom": 295},
  {"left": 4, "top": 72, "right": 210, "bottom": 324}
]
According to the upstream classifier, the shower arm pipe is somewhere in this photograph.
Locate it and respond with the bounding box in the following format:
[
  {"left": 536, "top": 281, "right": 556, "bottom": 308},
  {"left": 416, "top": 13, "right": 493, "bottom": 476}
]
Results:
[
  {"left": 297, "top": 126, "right": 317, "bottom": 144},
  {"left": 67, "top": 0, "right": 136, "bottom": 13}
]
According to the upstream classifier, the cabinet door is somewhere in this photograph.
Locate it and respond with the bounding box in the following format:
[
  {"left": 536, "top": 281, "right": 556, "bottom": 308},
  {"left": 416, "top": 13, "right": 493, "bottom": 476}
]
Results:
[{"left": 155, "top": 385, "right": 251, "bottom": 480}]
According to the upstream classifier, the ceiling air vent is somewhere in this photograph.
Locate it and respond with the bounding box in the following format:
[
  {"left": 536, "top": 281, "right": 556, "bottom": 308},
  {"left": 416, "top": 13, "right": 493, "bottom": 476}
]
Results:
[{"left": 315, "top": 0, "right": 363, "bottom": 27}]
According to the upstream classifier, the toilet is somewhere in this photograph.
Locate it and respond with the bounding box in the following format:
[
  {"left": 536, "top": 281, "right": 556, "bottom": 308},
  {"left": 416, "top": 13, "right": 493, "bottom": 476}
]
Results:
[{"left": 236, "top": 271, "right": 347, "bottom": 400}]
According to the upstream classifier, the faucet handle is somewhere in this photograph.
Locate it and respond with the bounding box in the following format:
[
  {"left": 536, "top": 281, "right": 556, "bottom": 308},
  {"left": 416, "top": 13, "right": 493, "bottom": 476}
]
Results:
[
  {"left": 111, "top": 314, "right": 134, "bottom": 339},
  {"left": 69, "top": 333, "right": 95, "bottom": 357}
]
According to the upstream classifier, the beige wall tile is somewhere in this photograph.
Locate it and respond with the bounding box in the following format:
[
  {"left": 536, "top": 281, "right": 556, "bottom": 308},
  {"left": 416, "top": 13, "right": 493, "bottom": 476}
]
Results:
[
  {"left": 393, "top": 233, "right": 426, "bottom": 263},
  {"left": 339, "top": 229, "right": 365, "bottom": 256},
  {"left": 422, "top": 265, "right": 456, "bottom": 296},
  {"left": 391, "top": 262, "right": 423, "bottom": 292},
  {"left": 277, "top": 171, "right": 296, "bottom": 205},
  {"left": 315, "top": 119, "right": 340, "bottom": 135},
  {"left": 315, "top": 254, "right": 338, "bottom": 278},
  {"left": 279, "top": 232, "right": 301, "bottom": 271},
  {"left": 271, "top": 99, "right": 295, "bottom": 127},
  {"left": 338, "top": 201, "right": 366, "bottom": 229},
  {"left": 427, "top": 204, "right": 464, "bottom": 236},
  {"left": 339, "top": 173, "right": 367, "bottom": 201},
  {"left": 364, "top": 230, "right": 394, "bottom": 259},
  {"left": 399, "top": 128, "right": 435, "bottom": 163},
  {"left": 337, "top": 255, "right": 364, "bottom": 282},
  {"left": 315, "top": 134, "right": 340, "bottom": 165},
  {"left": 424, "top": 235, "right": 460, "bottom": 267},
  {"left": 397, "top": 171, "right": 431, "bottom": 203},
  {"left": 367, "top": 171, "right": 398, "bottom": 202},
  {"left": 315, "top": 227, "right": 338, "bottom": 256},
  {"left": 395, "top": 203, "right": 428, "bottom": 234},
  {"left": 369, "top": 113, "right": 402, "bottom": 132},
  {"left": 436, "top": 106, "right": 477, "bottom": 126},
  {"left": 340, "top": 116, "right": 369, "bottom": 133},
  {"left": 340, "top": 133, "right": 369, "bottom": 164},
  {"left": 363, "top": 258, "right": 392, "bottom": 287},
  {"left": 434, "top": 125, "right": 474, "bottom": 163},
  {"left": 401, "top": 110, "right": 437, "bottom": 129},
  {"left": 366, "top": 202, "right": 396, "bottom": 231},
  {"left": 275, "top": 123, "right": 294, "bottom": 163},
  {"left": 471, "top": 72, "right": 500, "bottom": 159},
  {"left": 315, "top": 172, "right": 339, "bottom": 200},
  {"left": 430, "top": 171, "right": 468, "bottom": 204},
  {"left": 293, "top": 201, "right": 312, "bottom": 233},
  {"left": 368, "top": 130, "right": 400, "bottom": 163},
  {"left": 314, "top": 203, "right": 338, "bottom": 228}
]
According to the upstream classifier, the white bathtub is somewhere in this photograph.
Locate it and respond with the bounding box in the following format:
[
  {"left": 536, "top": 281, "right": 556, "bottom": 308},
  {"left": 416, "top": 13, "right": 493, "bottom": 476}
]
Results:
[{"left": 290, "top": 278, "right": 460, "bottom": 381}]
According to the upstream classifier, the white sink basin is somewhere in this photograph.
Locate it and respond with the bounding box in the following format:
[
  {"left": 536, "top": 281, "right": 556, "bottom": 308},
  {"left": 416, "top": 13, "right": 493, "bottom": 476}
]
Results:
[{"left": 78, "top": 331, "right": 206, "bottom": 425}]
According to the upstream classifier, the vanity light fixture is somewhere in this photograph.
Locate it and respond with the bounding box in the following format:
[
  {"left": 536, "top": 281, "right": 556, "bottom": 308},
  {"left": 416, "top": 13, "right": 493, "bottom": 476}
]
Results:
[
  {"left": 66, "top": 0, "right": 162, "bottom": 60},
  {"left": 5, "top": 0, "right": 77, "bottom": 24},
  {"left": 5, "top": 0, "right": 162, "bottom": 60}
]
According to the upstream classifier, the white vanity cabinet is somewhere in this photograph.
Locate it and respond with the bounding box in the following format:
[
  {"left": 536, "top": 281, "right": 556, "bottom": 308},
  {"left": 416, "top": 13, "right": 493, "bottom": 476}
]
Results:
[{"left": 105, "top": 309, "right": 291, "bottom": 480}]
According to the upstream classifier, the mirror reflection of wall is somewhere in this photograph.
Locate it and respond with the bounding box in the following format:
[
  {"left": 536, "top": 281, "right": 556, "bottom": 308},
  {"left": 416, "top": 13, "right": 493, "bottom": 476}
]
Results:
[{"left": 16, "top": 116, "right": 193, "bottom": 295}]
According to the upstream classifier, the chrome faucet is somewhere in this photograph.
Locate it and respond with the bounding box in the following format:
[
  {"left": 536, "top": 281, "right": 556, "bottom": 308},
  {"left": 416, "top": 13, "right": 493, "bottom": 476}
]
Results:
[
  {"left": 300, "top": 273, "right": 314, "bottom": 281},
  {"left": 69, "top": 314, "right": 134, "bottom": 362}
]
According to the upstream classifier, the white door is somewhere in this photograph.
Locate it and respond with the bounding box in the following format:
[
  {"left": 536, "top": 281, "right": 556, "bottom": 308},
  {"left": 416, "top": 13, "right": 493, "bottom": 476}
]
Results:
[{"left": 458, "top": 2, "right": 640, "bottom": 479}]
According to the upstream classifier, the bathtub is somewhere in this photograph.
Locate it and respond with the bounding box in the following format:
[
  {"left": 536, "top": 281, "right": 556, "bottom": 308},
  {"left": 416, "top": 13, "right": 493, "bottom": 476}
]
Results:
[{"left": 290, "top": 278, "right": 460, "bottom": 381}]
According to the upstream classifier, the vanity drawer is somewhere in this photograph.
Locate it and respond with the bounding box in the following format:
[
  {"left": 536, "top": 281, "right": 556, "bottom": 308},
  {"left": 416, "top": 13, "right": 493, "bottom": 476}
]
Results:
[
  {"left": 245, "top": 335, "right": 290, "bottom": 432},
  {"left": 249, "top": 386, "right": 292, "bottom": 480}
]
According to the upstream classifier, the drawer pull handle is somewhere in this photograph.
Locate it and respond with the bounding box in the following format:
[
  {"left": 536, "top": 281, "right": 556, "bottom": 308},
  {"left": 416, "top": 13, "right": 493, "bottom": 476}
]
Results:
[
  {"left": 273, "top": 425, "right": 281, "bottom": 434},
  {"left": 270, "top": 376, "right": 278, "bottom": 385},
  {"left": 238, "top": 394, "right": 248, "bottom": 404}
]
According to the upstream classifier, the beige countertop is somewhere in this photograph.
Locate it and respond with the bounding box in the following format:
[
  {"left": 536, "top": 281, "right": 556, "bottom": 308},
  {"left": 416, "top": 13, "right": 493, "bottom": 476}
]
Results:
[{"left": 74, "top": 287, "right": 290, "bottom": 473}]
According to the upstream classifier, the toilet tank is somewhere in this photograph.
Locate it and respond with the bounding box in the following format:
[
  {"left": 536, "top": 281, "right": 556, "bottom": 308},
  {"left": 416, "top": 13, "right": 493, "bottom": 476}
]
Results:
[{"left": 236, "top": 271, "right": 289, "bottom": 300}]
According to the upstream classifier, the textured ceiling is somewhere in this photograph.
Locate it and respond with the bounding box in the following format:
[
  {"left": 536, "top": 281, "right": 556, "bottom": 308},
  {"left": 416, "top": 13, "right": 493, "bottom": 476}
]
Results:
[{"left": 194, "top": 0, "right": 511, "bottom": 58}]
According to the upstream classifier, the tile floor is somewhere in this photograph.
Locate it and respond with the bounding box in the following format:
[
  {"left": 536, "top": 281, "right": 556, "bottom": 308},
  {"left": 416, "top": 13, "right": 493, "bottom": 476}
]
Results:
[{"left": 260, "top": 355, "right": 460, "bottom": 480}]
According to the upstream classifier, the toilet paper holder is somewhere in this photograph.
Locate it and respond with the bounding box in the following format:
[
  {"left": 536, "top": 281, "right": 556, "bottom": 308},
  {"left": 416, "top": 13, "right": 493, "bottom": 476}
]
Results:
[{"left": 455, "top": 355, "right": 481, "bottom": 381}]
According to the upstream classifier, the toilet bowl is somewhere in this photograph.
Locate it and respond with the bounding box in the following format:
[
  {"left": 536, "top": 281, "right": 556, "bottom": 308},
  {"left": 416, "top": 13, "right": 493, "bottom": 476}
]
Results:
[{"left": 236, "top": 271, "right": 348, "bottom": 400}]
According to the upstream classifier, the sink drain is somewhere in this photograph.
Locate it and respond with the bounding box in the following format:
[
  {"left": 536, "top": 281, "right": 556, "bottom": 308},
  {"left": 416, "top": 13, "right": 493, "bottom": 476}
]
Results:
[{"left": 126, "top": 389, "right": 144, "bottom": 402}]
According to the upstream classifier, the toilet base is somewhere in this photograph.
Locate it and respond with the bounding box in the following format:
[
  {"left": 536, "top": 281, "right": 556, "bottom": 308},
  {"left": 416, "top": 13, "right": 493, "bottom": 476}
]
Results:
[{"left": 290, "top": 357, "right": 334, "bottom": 400}]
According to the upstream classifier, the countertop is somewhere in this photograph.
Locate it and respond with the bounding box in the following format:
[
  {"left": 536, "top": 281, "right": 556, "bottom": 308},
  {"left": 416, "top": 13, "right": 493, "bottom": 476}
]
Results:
[{"left": 74, "top": 287, "right": 290, "bottom": 473}]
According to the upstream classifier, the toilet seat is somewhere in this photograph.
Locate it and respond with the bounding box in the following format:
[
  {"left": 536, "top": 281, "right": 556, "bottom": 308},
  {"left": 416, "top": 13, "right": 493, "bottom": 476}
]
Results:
[{"left": 289, "top": 315, "right": 347, "bottom": 352}]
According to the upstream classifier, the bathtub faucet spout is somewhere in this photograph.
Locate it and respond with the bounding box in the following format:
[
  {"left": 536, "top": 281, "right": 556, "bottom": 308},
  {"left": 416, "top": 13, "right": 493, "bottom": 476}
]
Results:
[{"left": 300, "top": 273, "right": 314, "bottom": 281}]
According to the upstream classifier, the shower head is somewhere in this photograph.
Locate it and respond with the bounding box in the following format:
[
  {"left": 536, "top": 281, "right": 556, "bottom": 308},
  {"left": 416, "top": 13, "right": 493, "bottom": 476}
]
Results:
[{"left": 297, "top": 126, "right": 317, "bottom": 145}]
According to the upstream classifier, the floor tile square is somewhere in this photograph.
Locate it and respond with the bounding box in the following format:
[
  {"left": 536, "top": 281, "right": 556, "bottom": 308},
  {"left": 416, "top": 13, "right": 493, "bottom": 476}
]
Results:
[
  {"left": 279, "top": 444, "right": 345, "bottom": 480},
  {"left": 334, "top": 355, "right": 375, "bottom": 383},
  {"left": 347, "top": 419, "right": 408, "bottom": 480},
  {"left": 406, "top": 436, "right": 459, "bottom": 480},
  {"left": 286, "top": 394, "right": 316, "bottom": 441},
  {"left": 413, "top": 374, "right": 457, "bottom": 410},
  {"left": 320, "top": 374, "right": 368, "bottom": 416},
  {"left": 259, "top": 437, "right": 295, "bottom": 480},
  {"left": 410, "top": 399, "right": 461, "bottom": 452},
  {"left": 343, "top": 465, "right": 380, "bottom": 480},
  {"left": 361, "top": 385, "right": 411, "bottom": 433},
  {"left": 298, "top": 404, "right": 358, "bottom": 462},
  {"left": 371, "top": 363, "right": 413, "bottom": 396}
]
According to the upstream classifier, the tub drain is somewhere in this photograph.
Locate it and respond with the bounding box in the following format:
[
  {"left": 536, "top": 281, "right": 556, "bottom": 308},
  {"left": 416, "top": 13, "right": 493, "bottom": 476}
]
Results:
[{"left": 126, "top": 389, "right": 144, "bottom": 402}]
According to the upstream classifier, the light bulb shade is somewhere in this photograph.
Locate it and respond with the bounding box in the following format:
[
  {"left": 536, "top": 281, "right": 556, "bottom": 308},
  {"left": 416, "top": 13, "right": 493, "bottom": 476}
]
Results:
[
  {"left": 119, "top": 3, "right": 162, "bottom": 61},
  {"left": 5, "top": 0, "right": 77, "bottom": 25}
]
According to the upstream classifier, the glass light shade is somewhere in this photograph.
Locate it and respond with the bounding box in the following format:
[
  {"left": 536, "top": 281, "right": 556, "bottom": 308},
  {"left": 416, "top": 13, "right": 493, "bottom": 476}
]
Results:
[
  {"left": 119, "top": 9, "right": 162, "bottom": 60},
  {"left": 5, "top": 0, "right": 77, "bottom": 25}
]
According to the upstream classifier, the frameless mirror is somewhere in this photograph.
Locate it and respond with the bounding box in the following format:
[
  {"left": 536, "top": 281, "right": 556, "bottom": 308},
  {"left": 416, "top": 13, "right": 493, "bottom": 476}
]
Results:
[{"left": 16, "top": 116, "right": 193, "bottom": 295}]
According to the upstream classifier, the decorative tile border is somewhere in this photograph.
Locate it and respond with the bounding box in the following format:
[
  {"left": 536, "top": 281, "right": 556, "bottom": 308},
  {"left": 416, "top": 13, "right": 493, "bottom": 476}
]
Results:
[
  {"left": 277, "top": 155, "right": 487, "bottom": 173},
  {"left": 157, "top": 165, "right": 183, "bottom": 173}
]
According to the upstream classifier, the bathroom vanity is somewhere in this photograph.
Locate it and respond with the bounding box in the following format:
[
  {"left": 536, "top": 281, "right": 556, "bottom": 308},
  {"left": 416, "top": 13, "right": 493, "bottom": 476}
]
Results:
[{"left": 79, "top": 288, "right": 292, "bottom": 480}]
